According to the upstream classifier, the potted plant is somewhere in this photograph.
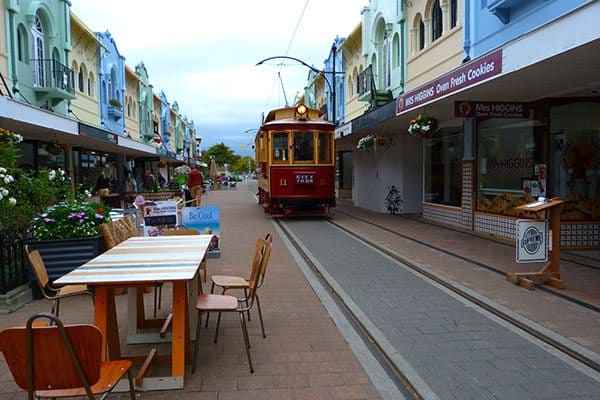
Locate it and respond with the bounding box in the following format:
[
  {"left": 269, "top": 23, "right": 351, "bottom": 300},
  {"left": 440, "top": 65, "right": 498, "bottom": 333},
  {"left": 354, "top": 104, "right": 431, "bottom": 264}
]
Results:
[
  {"left": 408, "top": 115, "right": 439, "bottom": 138},
  {"left": 356, "top": 134, "right": 391, "bottom": 151},
  {"left": 108, "top": 98, "right": 122, "bottom": 108}
]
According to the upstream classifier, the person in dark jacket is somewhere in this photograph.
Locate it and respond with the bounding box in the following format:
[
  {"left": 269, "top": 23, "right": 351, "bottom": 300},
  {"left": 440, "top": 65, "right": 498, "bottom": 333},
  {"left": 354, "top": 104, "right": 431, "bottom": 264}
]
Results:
[
  {"left": 142, "top": 170, "right": 155, "bottom": 191},
  {"left": 95, "top": 172, "right": 110, "bottom": 197}
]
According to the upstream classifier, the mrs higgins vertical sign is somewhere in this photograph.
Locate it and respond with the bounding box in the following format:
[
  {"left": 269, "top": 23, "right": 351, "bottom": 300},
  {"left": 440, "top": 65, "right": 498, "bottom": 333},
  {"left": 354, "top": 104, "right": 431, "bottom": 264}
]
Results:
[{"left": 396, "top": 49, "right": 503, "bottom": 115}]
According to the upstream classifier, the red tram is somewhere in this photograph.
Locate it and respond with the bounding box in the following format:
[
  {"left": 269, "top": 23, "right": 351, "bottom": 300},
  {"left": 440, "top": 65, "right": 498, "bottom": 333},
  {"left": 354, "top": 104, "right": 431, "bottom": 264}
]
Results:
[{"left": 254, "top": 104, "right": 336, "bottom": 217}]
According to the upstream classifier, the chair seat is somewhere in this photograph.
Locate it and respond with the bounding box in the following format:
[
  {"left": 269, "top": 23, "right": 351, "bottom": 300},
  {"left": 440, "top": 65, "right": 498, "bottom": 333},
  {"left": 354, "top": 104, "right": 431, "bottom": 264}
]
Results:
[
  {"left": 196, "top": 294, "right": 238, "bottom": 312},
  {"left": 58, "top": 284, "right": 89, "bottom": 296},
  {"left": 34, "top": 360, "right": 132, "bottom": 397},
  {"left": 211, "top": 275, "right": 248, "bottom": 289}
]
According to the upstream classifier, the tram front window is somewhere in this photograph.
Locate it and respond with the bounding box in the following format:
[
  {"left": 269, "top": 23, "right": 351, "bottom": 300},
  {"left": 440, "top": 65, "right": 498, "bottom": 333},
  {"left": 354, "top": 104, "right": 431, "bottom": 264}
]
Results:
[
  {"left": 272, "top": 131, "right": 288, "bottom": 162},
  {"left": 318, "top": 131, "right": 332, "bottom": 163},
  {"left": 293, "top": 131, "right": 314, "bottom": 162}
]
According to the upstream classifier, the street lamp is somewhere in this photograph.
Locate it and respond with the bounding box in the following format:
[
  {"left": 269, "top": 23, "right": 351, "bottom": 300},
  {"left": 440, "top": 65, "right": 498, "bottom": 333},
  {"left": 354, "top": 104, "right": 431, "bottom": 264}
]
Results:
[{"left": 256, "top": 43, "right": 342, "bottom": 125}]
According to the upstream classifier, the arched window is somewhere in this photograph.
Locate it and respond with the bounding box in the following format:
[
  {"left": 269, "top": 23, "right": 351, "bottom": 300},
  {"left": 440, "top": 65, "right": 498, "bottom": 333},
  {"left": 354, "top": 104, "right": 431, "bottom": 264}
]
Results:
[
  {"left": 450, "top": 0, "right": 458, "bottom": 28},
  {"left": 78, "top": 66, "right": 84, "bottom": 92},
  {"left": 17, "top": 25, "right": 28, "bottom": 62},
  {"left": 419, "top": 20, "right": 425, "bottom": 50},
  {"left": 87, "top": 72, "right": 94, "bottom": 96},
  {"left": 31, "top": 16, "right": 45, "bottom": 87},
  {"left": 432, "top": 0, "right": 443, "bottom": 42}
]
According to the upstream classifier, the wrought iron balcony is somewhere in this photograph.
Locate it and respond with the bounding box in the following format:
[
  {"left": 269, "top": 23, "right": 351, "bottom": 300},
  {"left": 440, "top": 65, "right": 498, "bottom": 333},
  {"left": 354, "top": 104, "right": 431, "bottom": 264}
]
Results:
[
  {"left": 357, "top": 65, "right": 392, "bottom": 111},
  {"left": 107, "top": 104, "right": 123, "bottom": 121},
  {"left": 31, "top": 59, "right": 75, "bottom": 104}
]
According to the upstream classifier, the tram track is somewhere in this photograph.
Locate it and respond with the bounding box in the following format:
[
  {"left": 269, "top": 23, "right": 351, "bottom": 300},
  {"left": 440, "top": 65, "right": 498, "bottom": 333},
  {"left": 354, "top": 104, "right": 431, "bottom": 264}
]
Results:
[
  {"left": 323, "top": 215, "right": 600, "bottom": 373},
  {"left": 276, "top": 216, "right": 599, "bottom": 398},
  {"left": 335, "top": 208, "right": 600, "bottom": 314},
  {"left": 275, "top": 219, "right": 421, "bottom": 400}
]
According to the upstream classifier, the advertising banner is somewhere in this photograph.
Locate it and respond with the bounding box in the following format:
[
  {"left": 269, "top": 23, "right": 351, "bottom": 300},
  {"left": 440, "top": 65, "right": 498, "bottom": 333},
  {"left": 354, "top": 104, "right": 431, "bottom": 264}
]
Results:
[
  {"left": 142, "top": 200, "right": 178, "bottom": 236},
  {"left": 181, "top": 206, "right": 221, "bottom": 258}
]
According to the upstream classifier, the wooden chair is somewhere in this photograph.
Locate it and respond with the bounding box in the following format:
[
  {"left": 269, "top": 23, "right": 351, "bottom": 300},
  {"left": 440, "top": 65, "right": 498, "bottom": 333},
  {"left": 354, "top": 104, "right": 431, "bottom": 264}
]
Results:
[
  {"left": 205, "top": 233, "right": 273, "bottom": 327},
  {"left": 26, "top": 247, "right": 93, "bottom": 318},
  {"left": 0, "top": 313, "right": 136, "bottom": 400},
  {"left": 192, "top": 236, "right": 272, "bottom": 373},
  {"left": 99, "top": 223, "right": 118, "bottom": 250}
]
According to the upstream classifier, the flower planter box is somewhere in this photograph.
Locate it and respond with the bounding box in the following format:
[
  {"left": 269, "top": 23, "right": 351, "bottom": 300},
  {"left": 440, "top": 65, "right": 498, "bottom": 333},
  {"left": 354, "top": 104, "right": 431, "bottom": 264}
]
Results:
[{"left": 26, "top": 235, "right": 105, "bottom": 299}]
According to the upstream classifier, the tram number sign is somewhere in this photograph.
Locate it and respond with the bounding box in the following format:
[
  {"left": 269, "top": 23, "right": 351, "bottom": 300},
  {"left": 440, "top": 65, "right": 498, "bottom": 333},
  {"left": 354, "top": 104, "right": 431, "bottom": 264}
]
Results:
[
  {"left": 516, "top": 219, "right": 548, "bottom": 263},
  {"left": 295, "top": 173, "right": 314, "bottom": 185}
]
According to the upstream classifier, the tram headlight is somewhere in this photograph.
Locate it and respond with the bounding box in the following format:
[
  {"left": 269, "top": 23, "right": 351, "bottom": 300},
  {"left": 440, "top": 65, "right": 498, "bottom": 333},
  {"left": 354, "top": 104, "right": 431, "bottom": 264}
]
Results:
[{"left": 295, "top": 104, "right": 308, "bottom": 120}]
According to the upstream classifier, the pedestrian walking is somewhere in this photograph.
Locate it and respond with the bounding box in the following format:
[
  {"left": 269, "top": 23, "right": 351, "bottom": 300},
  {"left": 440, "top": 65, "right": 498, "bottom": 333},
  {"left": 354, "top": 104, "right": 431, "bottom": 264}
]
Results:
[
  {"left": 142, "top": 170, "right": 155, "bottom": 191},
  {"left": 187, "top": 164, "right": 204, "bottom": 206}
]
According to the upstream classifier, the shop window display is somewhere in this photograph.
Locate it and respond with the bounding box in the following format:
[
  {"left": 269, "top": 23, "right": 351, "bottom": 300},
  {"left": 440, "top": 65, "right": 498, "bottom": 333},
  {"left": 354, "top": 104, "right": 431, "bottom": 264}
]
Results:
[
  {"left": 550, "top": 102, "right": 600, "bottom": 221},
  {"left": 424, "top": 129, "right": 462, "bottom": 206},
  {"left": 477, "top": 118, "right": 547, "bottom": 216}
]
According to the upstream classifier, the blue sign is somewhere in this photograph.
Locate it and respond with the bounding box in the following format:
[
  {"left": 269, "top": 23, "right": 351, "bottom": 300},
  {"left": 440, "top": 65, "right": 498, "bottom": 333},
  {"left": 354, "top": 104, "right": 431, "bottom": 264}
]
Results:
[{"left": 181, "top": 206, "right": 220, "bottom": 257}]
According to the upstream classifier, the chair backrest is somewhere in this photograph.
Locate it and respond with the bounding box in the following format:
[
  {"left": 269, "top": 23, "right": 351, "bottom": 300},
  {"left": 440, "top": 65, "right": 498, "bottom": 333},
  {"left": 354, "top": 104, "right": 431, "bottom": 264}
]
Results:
[
  {"left": 26, "top": 247, "right": 50, "bottom": 296},
  {"left": 99, "top": 223, "right": 117, "bottom": 249},
  {"left": 113, "top": 219, "right": 132, "bottom": 241},
  {"left": 0, "top": 313, "right": 102, "bottom": 397},
  {"left": 121, "top": 214, "right": 138, "bottom": 236},
  {"left": 162, "top": 228, "right": 200, "bottom": 236},
  {"left": 257, "top": 234, "right": 273, "bottom": 288},
  {"left": 247, "top": 237, "right": 272, "bottom": 299},
  {"left": 109, "top": 221, "right": 127, "bottom": 244}
]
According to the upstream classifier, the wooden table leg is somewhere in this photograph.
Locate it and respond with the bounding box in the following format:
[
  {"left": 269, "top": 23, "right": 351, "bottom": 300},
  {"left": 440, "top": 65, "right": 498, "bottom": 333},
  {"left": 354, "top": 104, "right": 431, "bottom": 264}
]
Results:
[
  {"left": 94, "top": 287, "right": 121, "bottom": 361},
  {"left": 172, "top": 281, "right": 188, "bottom": 377}
]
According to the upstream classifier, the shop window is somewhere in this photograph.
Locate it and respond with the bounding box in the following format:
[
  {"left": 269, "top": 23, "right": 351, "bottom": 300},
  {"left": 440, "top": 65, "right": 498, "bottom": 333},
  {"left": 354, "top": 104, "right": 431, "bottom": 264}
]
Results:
[
  {"left": 477, "top": 118, "right": 547, "bottom": 216},
  {"left": 424, "top": 129, "right": 462, "bottom": 206},
  {"left": 293, "top": 131, "right": 314, "bottom": 163},
  {"left": 318, "top": 131, "right": 332, "bottom": 163},
  {"left": 272, "top": 131, "right": 288, "bottom": 163},
  {"left": 550, "top": 101, "right": 600, "bottom": 221}
]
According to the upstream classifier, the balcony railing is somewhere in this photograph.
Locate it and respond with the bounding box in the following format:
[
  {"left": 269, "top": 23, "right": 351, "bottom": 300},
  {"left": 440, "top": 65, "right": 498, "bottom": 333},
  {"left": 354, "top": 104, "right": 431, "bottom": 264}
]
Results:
[
  {"left": 357, "top": 65, "right": 392, "bottom": 111},
  {"left": 31, "top": 58, "right": 75, "bottom": 95}
]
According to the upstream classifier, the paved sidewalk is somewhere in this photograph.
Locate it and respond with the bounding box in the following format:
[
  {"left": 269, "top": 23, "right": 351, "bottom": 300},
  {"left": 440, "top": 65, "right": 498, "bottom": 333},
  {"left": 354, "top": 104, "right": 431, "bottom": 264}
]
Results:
[
  {"left": 0, "top": 183, "right": 380, "bottom": 400},
  {"left": 333, "top": 201, "right": 600, "bottom": 355}
]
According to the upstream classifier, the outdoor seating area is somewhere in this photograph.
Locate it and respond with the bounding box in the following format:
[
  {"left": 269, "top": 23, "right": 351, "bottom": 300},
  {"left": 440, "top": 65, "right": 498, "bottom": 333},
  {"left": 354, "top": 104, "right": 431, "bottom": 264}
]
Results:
[{"left": 1, "top": 210, "right": 275, "bottom": 394}]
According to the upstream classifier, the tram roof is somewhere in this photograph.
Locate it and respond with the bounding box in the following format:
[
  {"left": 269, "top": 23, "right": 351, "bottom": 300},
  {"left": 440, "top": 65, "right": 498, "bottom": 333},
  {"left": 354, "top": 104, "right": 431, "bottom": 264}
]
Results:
[{"left": 262, "top": 106, "right": 333, "bottom": 126}]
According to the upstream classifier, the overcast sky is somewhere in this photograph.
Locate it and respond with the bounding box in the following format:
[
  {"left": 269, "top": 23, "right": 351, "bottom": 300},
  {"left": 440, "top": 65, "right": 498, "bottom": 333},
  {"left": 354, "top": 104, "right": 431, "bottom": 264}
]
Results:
[{"left": 71, "top": 0, "right": 367, "bottom": 156}]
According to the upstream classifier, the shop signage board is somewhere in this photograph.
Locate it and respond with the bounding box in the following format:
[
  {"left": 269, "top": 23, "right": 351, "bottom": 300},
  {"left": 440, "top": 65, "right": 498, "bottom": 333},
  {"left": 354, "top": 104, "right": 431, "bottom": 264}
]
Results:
[
  {"left": 454, "top": 101, "right": 530, "bottom": 118},
  {"left": 516, "top": 219, "right": 548, "bottom": 263},
  {"left": 143, "top": 200, "right": 178, "bottom": 236},
  {"left": 78, "top": 122, "right": 118, "bottom": 144},
  {"left": 181, "top": 206, "right": 221, "bottom": 258},
  {"left": 396, "top": 49, "right": 503, "bottom": 114}
]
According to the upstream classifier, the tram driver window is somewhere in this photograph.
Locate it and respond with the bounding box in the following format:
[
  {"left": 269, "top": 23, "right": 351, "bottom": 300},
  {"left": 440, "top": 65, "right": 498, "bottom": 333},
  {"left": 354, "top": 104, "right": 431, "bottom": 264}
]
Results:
[
  {"left": 293, "top": 131, "right": 314, "bottom": 162},
  {"left": 272, "top": 131, "right": 288, "bottom": 162}
]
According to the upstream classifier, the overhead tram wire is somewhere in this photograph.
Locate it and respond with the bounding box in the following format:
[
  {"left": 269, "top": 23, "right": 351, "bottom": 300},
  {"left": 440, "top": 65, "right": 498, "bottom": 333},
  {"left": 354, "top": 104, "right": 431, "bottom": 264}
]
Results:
[{"left": 261, "top": 0, "right": 310, "bottom": 115}]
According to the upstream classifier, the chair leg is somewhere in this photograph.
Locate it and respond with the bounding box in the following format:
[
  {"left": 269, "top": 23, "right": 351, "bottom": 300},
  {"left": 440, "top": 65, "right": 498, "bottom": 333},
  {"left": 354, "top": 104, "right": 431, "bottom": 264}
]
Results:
[
  {"left": 214, "top": 312, "right": 222, "bottom": 344},
  {"left": 153, "top": 287, "right": 158, "bottom": 318},
  {"left": 126, "top": 368, "right": 136, "bottom": 399},
  {"left": 239, "top": 311, "right": 254, "bottom": 373},
  {"left": 205, "top": 282, "right": 216, "bottom": 328},
  {"left": 158, "top": 285, "right": 162, "bottom": 309},
  {"left": 192, "top": 311, "right": 203, "bottom": 374},
  {"left": 244, "top": 288, "right": 250, "bottom": 322},
  {"left": 255, "top": 294, "right": 266, "bottom": 338}
]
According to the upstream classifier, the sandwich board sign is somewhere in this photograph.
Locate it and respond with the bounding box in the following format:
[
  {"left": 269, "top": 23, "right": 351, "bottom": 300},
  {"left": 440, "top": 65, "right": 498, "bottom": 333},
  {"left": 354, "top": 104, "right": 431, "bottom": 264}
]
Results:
[
  {"left": 181, "top": 206, "right": 220, "bottom": 258},
  {"left": 516, "top": 219, "right": 548, "bottom": 263},
  {"left": 142, "top": 200, "right": 178, "bottom": 236}
]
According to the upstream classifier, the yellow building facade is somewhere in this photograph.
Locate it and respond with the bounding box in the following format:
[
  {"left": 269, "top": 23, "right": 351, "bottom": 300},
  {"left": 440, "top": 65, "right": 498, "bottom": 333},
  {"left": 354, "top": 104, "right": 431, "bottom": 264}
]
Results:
[
  {"left": 124, "top": 65, "right": 140, "bottom": 140},
  {"left": 342, "top": 24, "right": 364, "bottom": 123},
  {"left": 69, "top": 13, "right": 101, "bottom": 126},
  {"left": 406, "top": 0, "right": 463, "bottom": 90}
]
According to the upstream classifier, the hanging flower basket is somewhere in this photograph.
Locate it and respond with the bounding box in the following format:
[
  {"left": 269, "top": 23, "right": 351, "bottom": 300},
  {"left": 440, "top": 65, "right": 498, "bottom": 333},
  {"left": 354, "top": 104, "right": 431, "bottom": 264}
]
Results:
[
  {"left": 45, "top": 140, "right": 70, "bottom": 156},
  {"left": 408, "top": 115, "right": 439, "bottom": 138},
  {"left": 357, "top": 135, "right": 391, "bottom": 151}
]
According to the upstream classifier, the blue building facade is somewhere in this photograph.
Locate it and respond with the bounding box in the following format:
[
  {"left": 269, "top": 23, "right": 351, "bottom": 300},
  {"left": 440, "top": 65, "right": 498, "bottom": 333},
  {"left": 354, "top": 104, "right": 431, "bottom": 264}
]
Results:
[
  {"left": 463, "top": 0, "right": 592, "bottom": 59},
  {"left": 324, "top": 36, "right": 346, "bottom": 126},
  {"left": 97, "top": 31, "right": 126, "bottom": 135}
]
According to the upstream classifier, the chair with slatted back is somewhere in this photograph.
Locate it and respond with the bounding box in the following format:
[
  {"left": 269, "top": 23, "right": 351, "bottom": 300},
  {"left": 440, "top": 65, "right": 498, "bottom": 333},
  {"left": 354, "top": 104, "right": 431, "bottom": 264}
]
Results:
[
  {"left": 26, "top": 246, "right": 93, "bottom": 318},
  {"left": 192, "top": 236, "right": 272, "bottom": 373},
  {"left": 0, "top": 313, "right": 136, "bottom": 400},
  {"left": 121, "top": 214, "right": 138, "bottom": 237},
  {"left": 99, "top": 223, "right": 118, "bottom": 250},
  {"left": 205, "top": 233, "right": 272, "bottom": 328}
]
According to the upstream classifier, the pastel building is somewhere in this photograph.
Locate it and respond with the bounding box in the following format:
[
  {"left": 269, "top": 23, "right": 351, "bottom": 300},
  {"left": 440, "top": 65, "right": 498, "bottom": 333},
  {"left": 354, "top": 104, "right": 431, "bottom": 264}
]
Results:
[{"left": 97, "top": 30, "right": 125, "bottom": 135}]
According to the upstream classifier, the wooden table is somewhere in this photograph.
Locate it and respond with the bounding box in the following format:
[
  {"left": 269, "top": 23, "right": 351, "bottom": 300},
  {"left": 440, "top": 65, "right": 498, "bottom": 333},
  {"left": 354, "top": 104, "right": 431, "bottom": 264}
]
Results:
[{"left": 55, "top": 235, "right": 212, "bottom": 390}]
